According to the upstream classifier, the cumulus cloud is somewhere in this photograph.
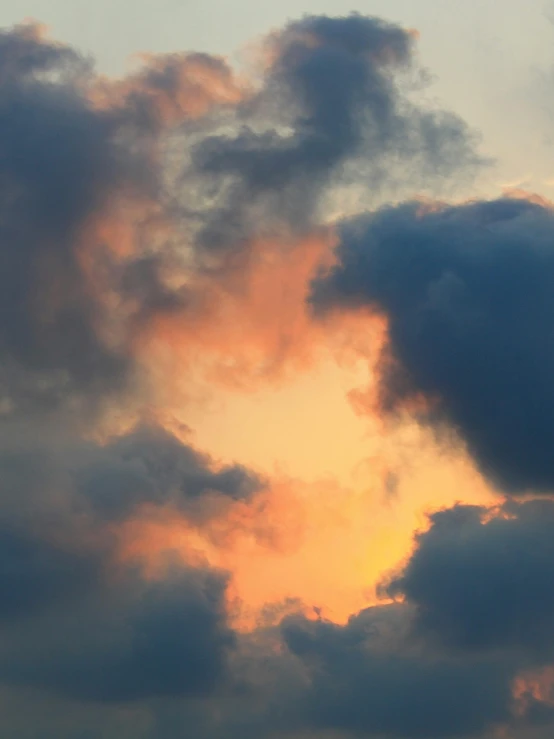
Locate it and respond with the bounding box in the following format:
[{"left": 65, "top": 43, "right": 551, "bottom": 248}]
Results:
[
  {"left": 3, "top": 564, "right": 234, "bottom": 703},
  {"left": 281, "top": 607, "right": 512, "bottom": 739},
  {"left": 312, "top": 196, "right": 554, "bottom": 493},
  {"left": 384, "top": 500, "right": 554, "bottom": 655},
  {"left": 0, "top": 423, "right": 247, "bottom": 709}
]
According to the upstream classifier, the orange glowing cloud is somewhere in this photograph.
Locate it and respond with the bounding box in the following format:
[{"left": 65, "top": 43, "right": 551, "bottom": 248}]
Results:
[
  {"left": 513, "top": 666, "right": 554, "bottom": 716},
  {"left": 131, "top": 230, "right": 345, "bottom": 402},
  {"left": 91, "top": 51, "right": 250, "bottom": 127},
  {"left": 501, "top": 188, "right": 554, "bottom": 208}
]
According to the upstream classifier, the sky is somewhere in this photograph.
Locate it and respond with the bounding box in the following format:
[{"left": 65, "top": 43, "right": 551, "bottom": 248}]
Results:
[{"left": 1, "top": 1, "right": 554, "bottom": 738}]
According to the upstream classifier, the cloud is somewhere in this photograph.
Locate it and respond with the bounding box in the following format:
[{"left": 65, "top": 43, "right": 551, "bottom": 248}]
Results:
[
  {"left": 0, "top": 23, "right": 144, "bottom": 419},
  {"left": 312, "top": 195, "right": 554, "bottom": 493},
  {"left": 0, "top": 421, "right": 262, "bottom": 525},
  {"left": 0, "top": 24, "right": 246, "bottom": 421},
  {"left": 189, "top": 13, "right": 480, "bottom": 252},
  {"left": 77, "top": 423, "right": 264, "bottom": 521},
  {"left": 0, "top": 417, "right": 264, "bottom": 707},
  {"left": 0, "top": 424, "right": 245, "bottom": 710},
  {"left": 93, "top": 50, "right": 247, "bottom": 129},
  {"left": 2, "top": 564, "right": 234, "bottom": 703},
  {"left": 384, "top": 499, "right": 554, "bottom": 655},
  {"left": 0, "top": 10, "right": 482, "bottom": 420},
  {"left": 279, "top": 605, "right": 513, "bottom": 739},
  {"left": 0, "top": 524, "right": 105, "bottom": 623},
  {"left": 0, "top": 11, "right": 538, "bottom": 739},
  {"left": 120, "top": 11, "right": 482, "bottom": 395}
]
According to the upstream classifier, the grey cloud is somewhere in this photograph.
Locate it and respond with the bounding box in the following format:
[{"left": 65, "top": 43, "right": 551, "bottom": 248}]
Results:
[
  {"left": 0, "top": 524, "right": 105, "bottom": 623},
  {"left": 189, "top": 13, "right": 480, "bottom": 253},
  {"left": 0, "top": 29, "right": 128, "bottom": 416},
  {"left": 280, "top": 606, "right": 513, "bottom": 739},
  {"left": 77, "top": 423, "right": 264, "bottom": 521},
  {"left": 0, "top": 421, "right": 261, "bottom": 631},
  {"left": 312, "top": 197, "right": 554, "bottom": 493},
  {"left": 2, "top": 564, "right": 235, "bottom": 703},
  {"left": 384, "top": 500, "right": 554, "bottom": 655}
]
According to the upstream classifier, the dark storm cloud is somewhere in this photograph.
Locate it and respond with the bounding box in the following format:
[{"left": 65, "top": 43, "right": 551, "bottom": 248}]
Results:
[
  {"left": 2, "top": 564, "right": 235, "bottom": 702},
  {"left": 280, "top": 605, "right": 513, "bottom": 739},
  {"left": 190, "top": 13, "right": 480, "bottom": 250},
  {"left": 384, "top": 500, "right": 554, "bottom": 655},
  {"left": 312, "top": 197, "right": 554, "bottom": 493}
]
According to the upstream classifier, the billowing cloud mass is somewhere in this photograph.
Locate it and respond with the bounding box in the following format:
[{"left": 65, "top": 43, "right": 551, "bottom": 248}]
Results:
[
  {"left": 312, "top": 197, "right": 554, "bottom": 493},
  {"left": 280, "top": 606, "right": 513, "bottom": 738},
  {"left": 0, "top": 9, "right": 553, "bottom": 739},
  {"left": 4, "top": 565, "right": 234, "bottom": 703},
  {"left": 384, "top": 500, "right": 554, "bottom": 654}
]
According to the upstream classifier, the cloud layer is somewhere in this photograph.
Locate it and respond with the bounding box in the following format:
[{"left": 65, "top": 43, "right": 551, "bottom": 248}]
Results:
[{"left": 0, "top": 10, "right": 553, "bottom": 739}]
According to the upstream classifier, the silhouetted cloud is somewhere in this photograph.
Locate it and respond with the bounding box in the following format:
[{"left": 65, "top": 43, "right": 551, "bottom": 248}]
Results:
[
  {"left": 77, "top": 424, "right": 264, "bottom": 521},
  {"left": 279, "top": 604, "right": 513, "bottom": 739},
  {"left": 3, "top": 564, "right": 234, "bottom": 703},
  {"left": 0, "top": 24, "right": 147, "bottom": 418},
  {"left": 312, "top": 196, "right": 554, "bottom": 493},
  {"left": 0, "top": 524, "right": 105, "bottom": 622},
  {"left": 0, "top": 423, "right": 256, "bottom": 705},
  {"left": 384, "top": 500, "right": 554, "bottom": 655}
]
